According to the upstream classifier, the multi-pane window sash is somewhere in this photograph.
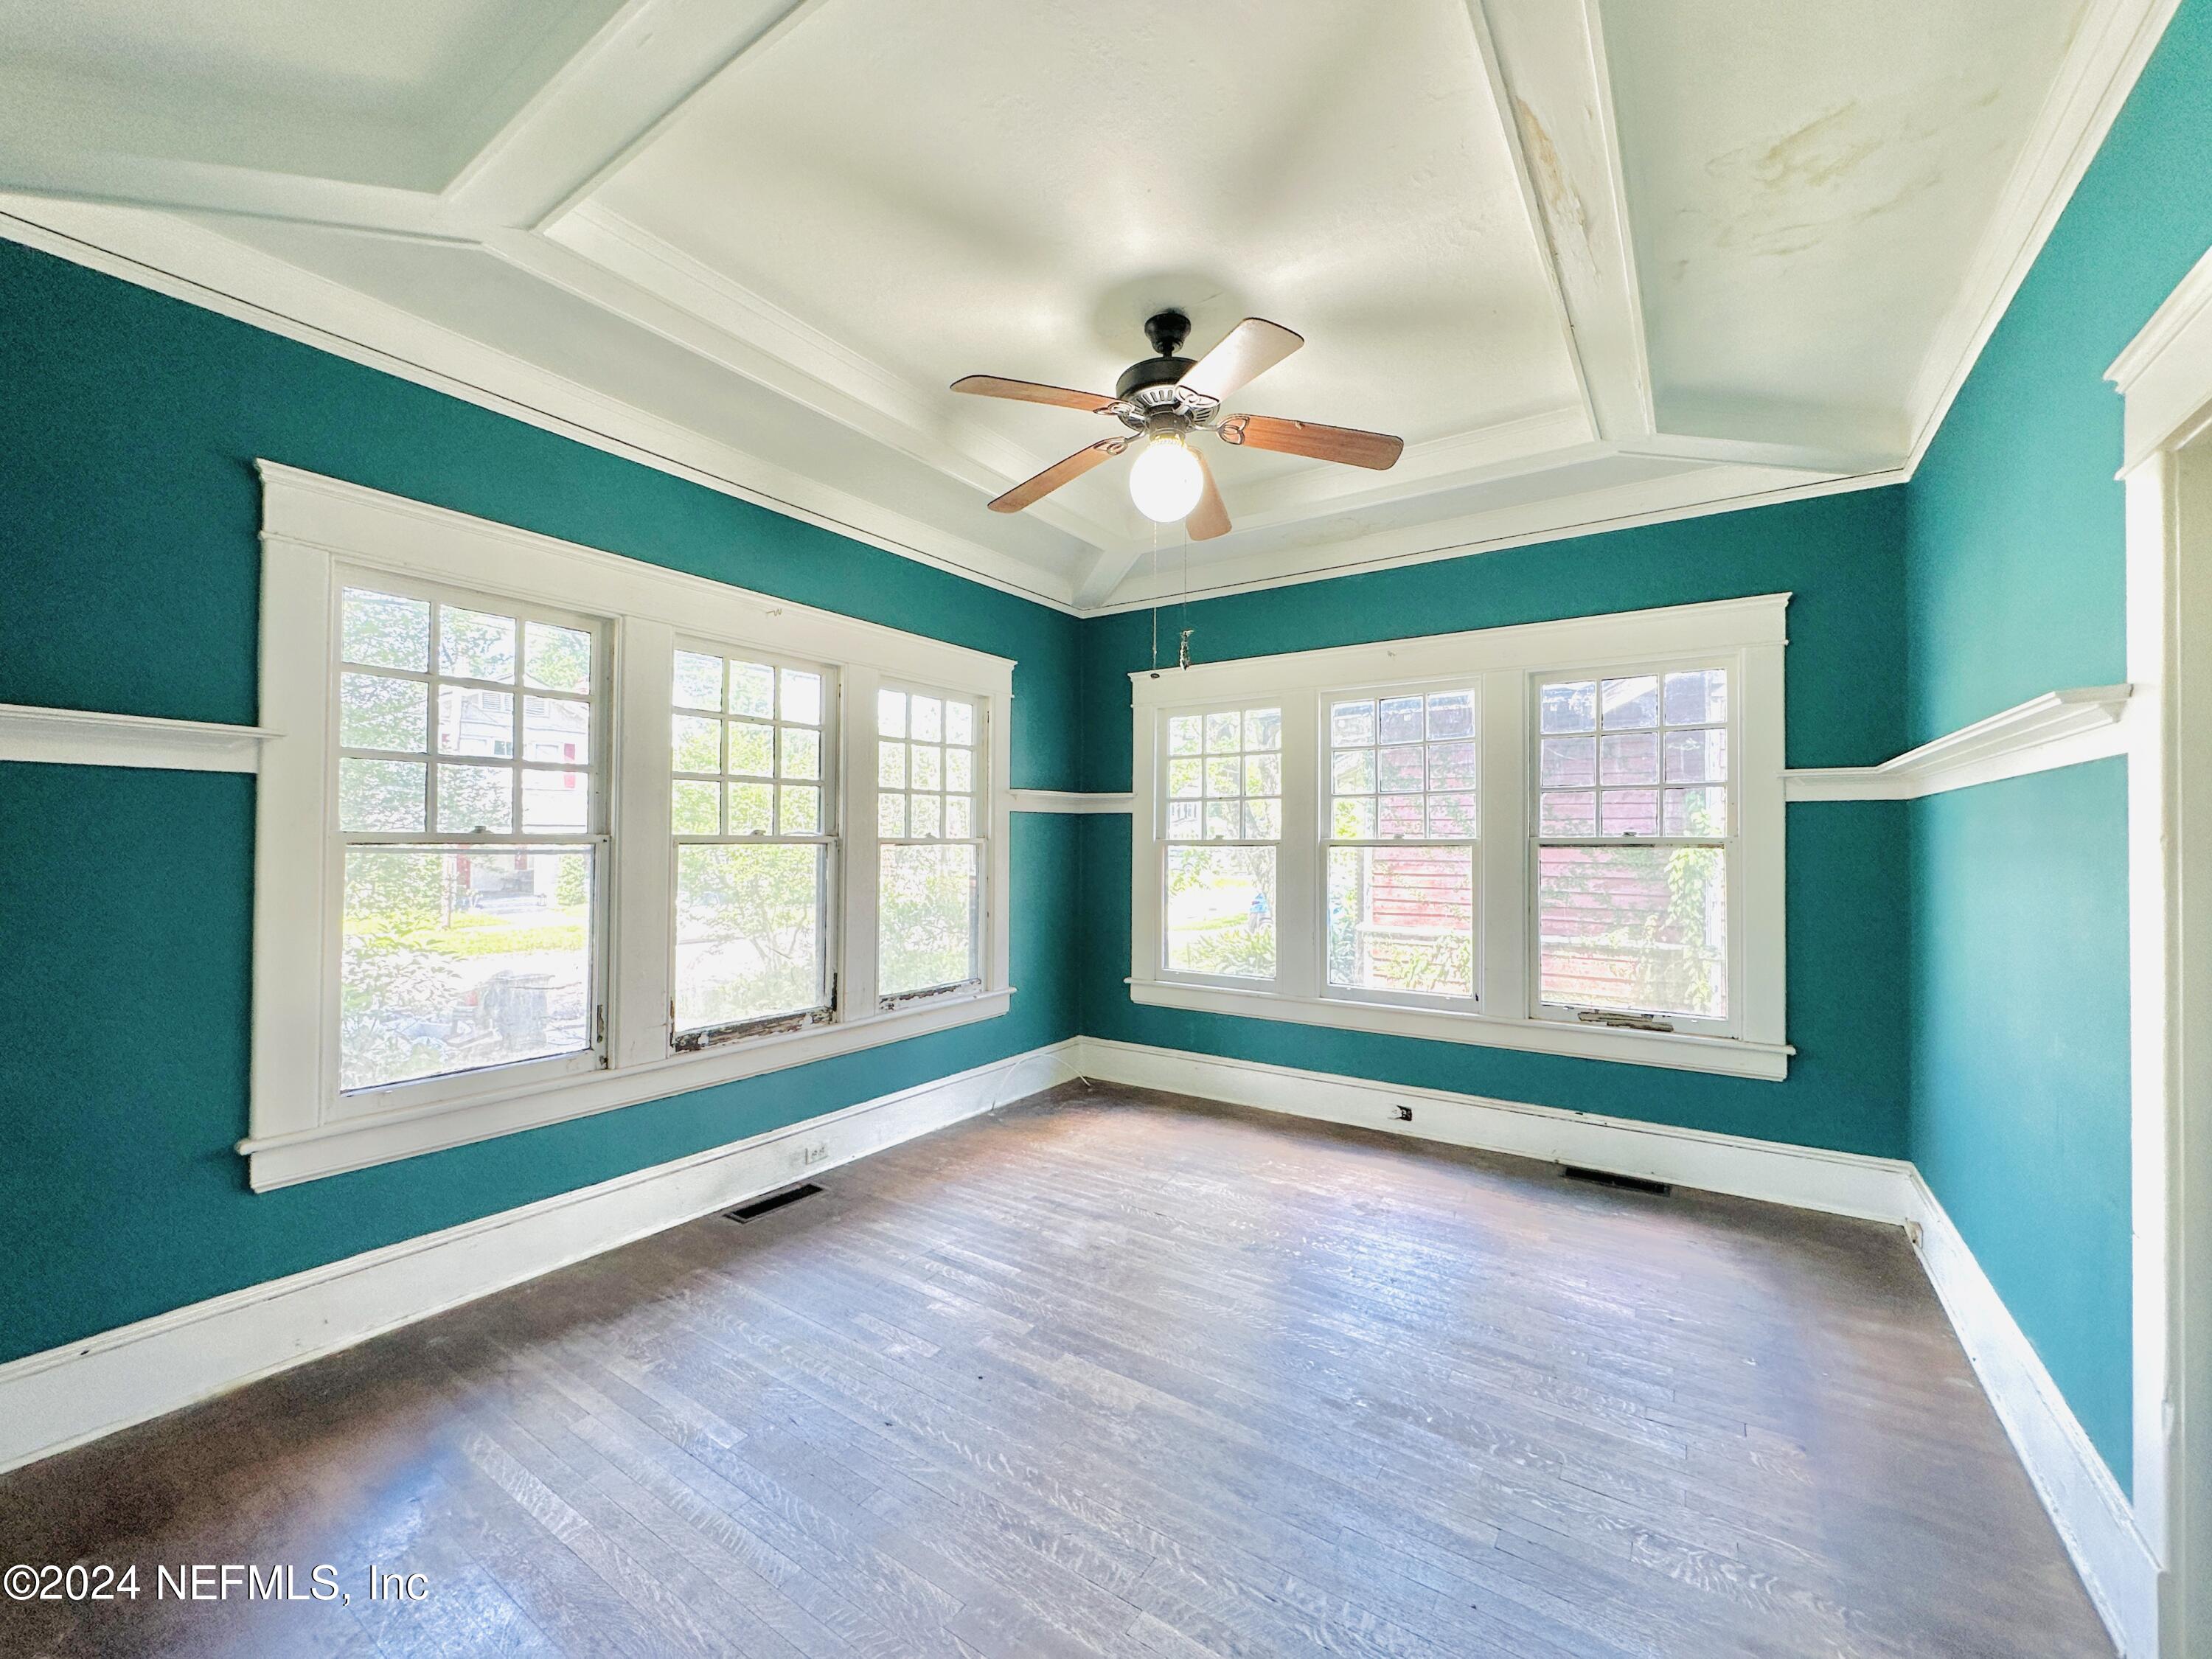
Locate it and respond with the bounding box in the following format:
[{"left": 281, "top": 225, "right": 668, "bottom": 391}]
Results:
[
  {"left": 876, "top": 684, "right": 986, "bottom": 1006},
  {"left": 669, "top": 645, "right": 837, "bottom": 1047},
  {"left": 333, "top": 580, "right": 607, "bottom": 1096},
  {"left": 1531, "top": 664, "right": 1733, "bottom": 1028},
  {"left": 1161, "top": 705, "right": 1282, "bottom": 983},
  {"left": 1324, "top": 686, "right": 1478, "bottom": 1004}
]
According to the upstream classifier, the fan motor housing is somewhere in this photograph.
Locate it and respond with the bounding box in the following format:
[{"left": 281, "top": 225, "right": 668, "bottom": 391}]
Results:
[{"left": 1116, "top": 353, "right": 1194, "bottom": 399}]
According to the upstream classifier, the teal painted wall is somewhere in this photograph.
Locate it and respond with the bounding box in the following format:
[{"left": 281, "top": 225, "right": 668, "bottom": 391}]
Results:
[
  {"left": 1077, "top": 490, "right": 1914, "bottom": 1159},
  {"left": 1908, "top": 761, "right": 2135, "bottom": 1484},
  {"left": 0, "top": 238, "right": 1082, "bottom": 1366},
  {"left": 1902, "top": 0, "right": 2212, "bottom": 1492}
]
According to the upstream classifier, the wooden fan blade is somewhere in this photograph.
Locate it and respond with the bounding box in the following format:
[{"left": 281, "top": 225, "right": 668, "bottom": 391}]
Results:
[
  {"left": 987, "top": 438, "right": 1126, "bottom": 513},
  {"left": 1178, "top": 319, "right": 1304, "bottom": 402},
  {"left": 951, "top": 375, "right": 1119, "bottom": 414},
  {"left": 1218, "top": 413, "right": 1404, "bottom": 470},
  {"left": 1188, "top": 445, "right": 1231, "bottom": 540}
]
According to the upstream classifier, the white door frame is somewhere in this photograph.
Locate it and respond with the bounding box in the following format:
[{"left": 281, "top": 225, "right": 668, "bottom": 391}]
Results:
[{"left": 2111, "top": 243, "right": 2212, "bottom": 1659}]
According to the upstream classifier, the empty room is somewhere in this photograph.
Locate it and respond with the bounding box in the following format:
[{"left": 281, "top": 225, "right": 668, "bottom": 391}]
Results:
[{"left": 3, "top": 1, "right": 2210, "bottom": 1655}]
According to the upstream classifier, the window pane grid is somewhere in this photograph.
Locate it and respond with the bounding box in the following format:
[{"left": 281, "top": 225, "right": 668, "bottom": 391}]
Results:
[
  {"left": 670, "top": 647, "right": 830, "bottom": 843},
  {"left": 335, "top": 583, "right": 602, "bottom": 1093},
  {"left": 877, "top": 686, "right": 985, "bottom": 1002},
  {"left": 1532, "top": 666, "right": 1731, "bottom": 1022},
  {"left": 1535, "top": 667, "right": 1729, "bottom": 844},
  {"left": 875, "top": 686, "right": 981, "bottom": 846},
  {"left": 1323, "top": 688, "right": 1476, "bottom": 999},
  {"left": 1163, "top": 706, "right": 1280, "bottom": 981},
  {"left": 1164, "top": 705, "right": 1281, "bottom": 845},
  {"left": 669, "top": 646, "right": 837, "bottom": 1040}
]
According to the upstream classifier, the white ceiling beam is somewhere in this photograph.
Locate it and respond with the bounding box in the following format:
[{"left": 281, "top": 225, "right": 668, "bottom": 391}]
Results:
[
  {"left": 446, "top": 0, "right": 832, "bottom": 232},
  {"left": 1077, "top": 431, "right": 1622, "bottom": 611},
  {"left": 486, "top": 223, "right": 1125, "bottom": 550},
  {"left": 1467, "top": 0, "right": 1655, "bottom": 441},
  {"left": 1220, "top": 406, "right": 1593, "bottom": 527}
]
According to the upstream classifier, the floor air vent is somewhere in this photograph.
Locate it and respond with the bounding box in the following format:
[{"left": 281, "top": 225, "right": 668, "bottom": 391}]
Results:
[
  {"left": 725, "top": 1183, "right": 823, "bottom": 1222},
  {"left": 1559, "top": 1166, "right": 1673, "bottom": 1197}
]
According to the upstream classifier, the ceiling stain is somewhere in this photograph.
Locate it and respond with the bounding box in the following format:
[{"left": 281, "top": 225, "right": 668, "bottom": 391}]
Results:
[
  {"left": 1730, "top": 100, "right": 1885, "bottom": 192},
  {"left": 1512, "top": 95, "right": 1596, "bottom": 284},
  {"left": 1677, "top": 81, "right": 2005, "bottom": 262}
]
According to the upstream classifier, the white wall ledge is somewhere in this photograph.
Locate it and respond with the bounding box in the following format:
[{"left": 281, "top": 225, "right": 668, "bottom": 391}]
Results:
[
  {"left": 0, "top": 703, "right": 277, "bottom": 773},
  {"left": 240, "top": 985, "right": 1016, "bottom": 1190},
  {"left": 1125, "top": 978, "right": 1792, "bottom": 1080},
  {"left": 1006, "top": 788, "right": 1135, "bottom": 813},
  {"left": 1783, "top": 685, "right": 2132, "bottom": 801}
]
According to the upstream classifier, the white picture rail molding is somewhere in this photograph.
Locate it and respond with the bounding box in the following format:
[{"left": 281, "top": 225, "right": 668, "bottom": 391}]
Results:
[
  {"left": 1005, "top": 789, "right": 1136, "bottom": 813},
  {"left": 1782, "top": 685, "right": 2132, "bottom": 801},
  {"left": 0, "top": 703, "right": 278, "bottom": 773}
]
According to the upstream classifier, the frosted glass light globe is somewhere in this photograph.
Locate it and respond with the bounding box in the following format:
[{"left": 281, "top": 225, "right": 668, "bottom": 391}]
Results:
[{"left": 1128, "top": 434, "right": 1205, "bottom": 523}]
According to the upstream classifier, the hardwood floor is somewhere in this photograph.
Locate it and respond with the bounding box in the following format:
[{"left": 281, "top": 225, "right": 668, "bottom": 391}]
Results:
[{"left": 0, "top": 1082, "right": 2113, "bottom": 1658}]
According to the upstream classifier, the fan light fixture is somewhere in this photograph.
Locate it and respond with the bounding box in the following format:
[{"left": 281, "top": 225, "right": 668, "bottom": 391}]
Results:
[
  {"left": 951, "top": 310, "right": 1404, "bottom": 542},
  {"left": 1128, "top": 434, "right": 1205, "bottom": 523}
]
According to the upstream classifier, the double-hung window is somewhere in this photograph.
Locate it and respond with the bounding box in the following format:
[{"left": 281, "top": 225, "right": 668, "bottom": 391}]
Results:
[
  {"left": 1128, "top": 595, "right": 1788, "bottom": 1079},
  {"left": 1532, "top": 665, "right": 1731, "bottom": 1031},
  {"left": 670, "top": 646, "right": 836, "bottom": 1046},
  {"left": 874, "top": 684, "right": 987, "bottom": 1005},
  {"left": 249, "top": 462, "right": 1014, "bottom": 1190},
  {"left": 1324, "top": 686, "right": 1478, "bottom": 1005},
  {"left": 1161, "top": 704, "right": 1281, "bottom": 981},
  {"left": 333, "top": 581, "right": 607, "bottom": 1102}
]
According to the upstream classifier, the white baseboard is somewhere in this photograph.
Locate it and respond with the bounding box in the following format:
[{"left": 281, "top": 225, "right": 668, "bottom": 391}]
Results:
[
  {"left": 1905, "top": 1172, "right": 2160, "bottom": 1659},
  {"left": 1073, "top": 1035, "right": 1916, "bottom": 1222},
  {"left": 0, "top": 1040, "right": 1079, "bottom": 1475}
]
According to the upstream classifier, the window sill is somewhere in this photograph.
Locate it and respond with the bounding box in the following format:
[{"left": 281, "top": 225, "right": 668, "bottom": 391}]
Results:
[
  {"left": 1124, "top": 978, "right": 1790, "bottom": 1080},
  {"left": 239, "top": 986, "right": 1015, "bottom": 1190}
]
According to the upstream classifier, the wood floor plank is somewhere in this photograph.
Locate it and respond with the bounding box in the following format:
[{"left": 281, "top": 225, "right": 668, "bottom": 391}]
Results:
[{"left": 0, "top": 1082, "right": 2115, "bottom": 1658}]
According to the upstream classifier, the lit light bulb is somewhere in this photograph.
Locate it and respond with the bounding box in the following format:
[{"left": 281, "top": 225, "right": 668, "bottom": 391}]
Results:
[{"left": 1127, "top": 434, "right": 1205, "bottom": 523}]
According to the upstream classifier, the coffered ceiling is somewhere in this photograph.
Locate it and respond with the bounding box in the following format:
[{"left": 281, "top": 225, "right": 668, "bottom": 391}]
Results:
[{"left": 0, "top": 0, "right": 2175, "bottom": 613}]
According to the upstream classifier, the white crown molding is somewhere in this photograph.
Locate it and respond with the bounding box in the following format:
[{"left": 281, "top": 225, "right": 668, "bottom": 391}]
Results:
[
  {"left": 1906, "top": 1172, "right": 2158, "bottom": 1658},
  {"left": 1783, "top": 685, "right": 2133, "bottom": 801},
  {"left": 1902, "top": 0, "right": 2183, "bottom": 470},
  {"left": 1005, "top": 789, "right": 1135, "bottom": 814},
  {"left": 0, "top": 0, "right": 2174, "bottom": 622},
  {"left": 0, "top": 198, "right": 1085, "bottom": 613},
  {"left": 2109, "top": 241, "right": 2212, "bottom": 470},
  {"left": 1126, "top": 588, "right": 1789, "bottom": 700},
  {"left": 0, "top": 1040, "right": 1079, "bottom": 1475},
  {"left": 0, "top": 703, "right": 276, "bottom": 773},
  {"left": 1087, "top": 462, "right": 1901, "bottom": 615}
]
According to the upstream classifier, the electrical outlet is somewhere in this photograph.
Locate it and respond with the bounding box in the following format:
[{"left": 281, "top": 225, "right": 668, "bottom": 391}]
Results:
[{"left": 801, "top": 1141, "right": 830, "bottom": 1166}]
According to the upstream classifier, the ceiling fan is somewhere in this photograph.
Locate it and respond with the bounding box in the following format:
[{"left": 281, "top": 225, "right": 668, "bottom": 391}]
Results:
[{"left": 951, "top": 310, "right": 1405, "bottom": 540}]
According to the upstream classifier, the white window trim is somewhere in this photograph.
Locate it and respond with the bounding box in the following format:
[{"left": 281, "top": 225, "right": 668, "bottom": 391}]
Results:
[
  {"left": 245, "top": 462, "right": 1015, "bottom": 1190},
  {"left": 1128, "top": 594, "right": 1792, "bottom": 1080}
]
